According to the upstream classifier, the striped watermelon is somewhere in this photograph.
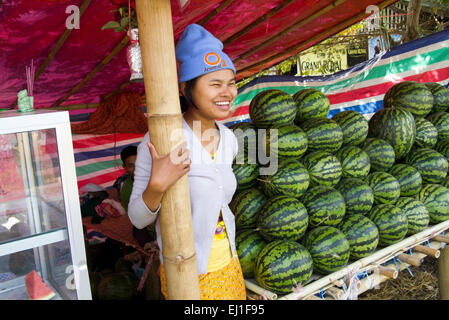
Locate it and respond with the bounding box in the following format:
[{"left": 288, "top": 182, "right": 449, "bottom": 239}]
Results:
[
  {"left": 383, "top": 81, "right": 434, "bottom": 117},
  {"left": 300, "top": 185, "right": 346, "bottom": 227},
  {"left": 426, "top": 112, "right": 449, "bottom": 141},
  {"left": 302, "top": 226, "right": 350, "bottom": 275},
  {"left": 417, "top": 184, "right": 449, "bottom": 224},
  {"left": 361, "top": 138, "right": 396, "bottom": 172},
  {"left": 395, "top": 197, "right": 429, "bottom": 235},
  {"left": 293, "top": 88, "right": 330, "bottom": 124},
  {"left": 249, "top": 89, "right": 297, "bottom": 128},
  {"left": 441, "top": 176, "right": 449, "bottom": 189},
  {"left": 414, "top": 117, "right": 438, "bottom": 148},
  {"left": 405, "top": 148, "right": 448, "bottom": 184},
  {"left": 254, "top": 240, "right": 313, "bottom": 294},
  {"left": 335, "top": 145, "right": 371, "bottom": 180},
  {"left": 230, "top": 187, "right": 268, "bottom": 230},
  {"left": 299, "top": 118, "right": 343, "bottom": 154},
  {"left": 302, "top": 151, "right": 342, "bottom": 187},
  {"left": 337, "top": 214, "right": 379, "bottom": 259},
  {"left": 388, "top": 164, "right": 422, "bottom": 196},
  {"left": 365, "top": 172, "right": 401, "bottom": 205},
  {"left": 263, "top": 124, "right": 308, "bottom": 158},
  {"left": 334, "top": 178, "right": 374, "bottom": 216},
  {"left": 236, "top": 229, "right": 267, "bottom": 278},
  {"left": 367, "top": 204, "right": 408, "bottom": 246},
  {"left": 425, "top": 82, "right": 449, "bottom": 113},
  {"left": 434, "top": 138, "right": 449, "bottom": 161},
  {"left": 232, "top": 163, "right": 259, "bottom": 191},
  {"left": 258, "top": 159, "right": 310, "bottom": 198},
  {"left": 368, "top": 107, "right": 416, "bottom": 160},
  {"left": 331, "top": 110, "right": 368, "bottom": 146},
  {"left": 257, "top": 195, "right": 309, "bottom": 242}
]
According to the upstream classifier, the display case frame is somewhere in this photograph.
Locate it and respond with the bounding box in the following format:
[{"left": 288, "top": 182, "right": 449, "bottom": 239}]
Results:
[{"left": 0, "top": 109, "right": 91, "bottom": 300}]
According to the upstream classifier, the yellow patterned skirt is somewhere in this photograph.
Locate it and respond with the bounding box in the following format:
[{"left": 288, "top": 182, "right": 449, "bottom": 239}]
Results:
[{"left": 159, "top": 253, "right": 247, "bottom": 300}]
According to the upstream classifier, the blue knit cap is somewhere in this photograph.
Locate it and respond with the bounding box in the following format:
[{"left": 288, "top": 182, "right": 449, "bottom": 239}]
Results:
[{"left": 175, "top": 24, "right": 236, "bottom": 83}]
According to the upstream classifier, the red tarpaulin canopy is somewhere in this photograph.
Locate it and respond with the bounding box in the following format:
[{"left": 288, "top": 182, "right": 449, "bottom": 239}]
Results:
[{"left": 0, "top": 0, "right": 396, "bottom": 109}]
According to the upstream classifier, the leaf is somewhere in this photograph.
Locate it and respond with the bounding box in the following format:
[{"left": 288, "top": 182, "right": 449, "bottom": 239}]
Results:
[
  {"left": 101, "top": 21, "right": 121, "bottom": 31},
  {"left": 120, "top": 16, "right": 129, "bottom": 28}
]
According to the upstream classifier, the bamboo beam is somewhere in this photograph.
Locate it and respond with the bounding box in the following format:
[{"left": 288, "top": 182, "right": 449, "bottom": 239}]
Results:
[
  {"left": 438, "top": 244, "right": 449, "bottom": 300},
  {"left": 135, "top": 0, "right": 200, "bottom": 300},
  {"left": 236, "top": 0, "right": 397, "bottom": 76},
  {"left": 233, "top": 0, "right": 347, "bottom": 64},
  {"left": 397, "top": 253, "right": 422, "bottom": 267},
  {"left": 51, "top": 35, "right": 130, "bottom": 108},
  {"left": 198, "top": 0, "right": 235, "bottom": 26},
  {"left": 222, "top": 0, "right": 296, "bottom": 45},
  {"left": 413, "top": 244, "right": 440, "bottom": 258},
  {"left": 9, "top": 0, "right": 92, "bottom": 109},
  {"left": 433, "top": 234, "right": 449, "bottom": 244}
]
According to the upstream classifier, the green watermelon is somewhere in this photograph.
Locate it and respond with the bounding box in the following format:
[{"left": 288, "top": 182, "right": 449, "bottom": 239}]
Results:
[
  {"left": 434, "top": 138, "right": 449, "bottom": 161},
  {"left": 263, "top": 124, "right": 308, "bottom": 158},
  {"left": 293, "top": 88, "right": 330, "bottom": 124},
  {"left": 425, "top": 82, "right": 449, "bottom": 113},
  {"left": 331, "top": 110, "right": 369, "bottom": 146},
  {"left": 368, "top": 107, "right": 416, "bottom": 159},
  {"left": 413, "top": 117, "right": 438, "bottom": 148},
  {"left": 383, "top": 81, "right": 434, "bottom": 117},
  {"left": 257, "top": 195, "right": 309, "bottom": 242},
  {"left": 254, "top": 240, "right": 313, "bottom": 294},
  {"left": 361, "top": 138, "right": 396, "bottom": 172},
  {"left": 97, "top": 272, "right": 138, "bottom": 300},
  {"left": 365, "top": 172, "right": 401, "bottom": 205},
  {"left": 230, "top": 121, "right": 258, "bottom": 164},
  {"left": 337, "top": 214, "right": 379, "bottom": 259},
  {"left": 299, "top": 118, "right": 343, "bottom": 153},
  {"left": 303, "top": 226, "right": 350, "bottom": 274},
  {"left": 230, "top": 187, "right": 268, "bottom": 230},
  {"left": 335, "top": 145, "right": 371, "bottom": 180},
  {"left": 334, "top": 178, "right": 374, "bottom": 215},
  {"left": 302, "top": 151, "right": 342, "bottom": 187},
  {"left": 426, "top": 112, "right": 449, "bottom": 141},
  {"left": 236, "top": 229, "right": 267, "bottom": 278},
  {"left": 441, "top": 176, "right": 449, "bottom": 189},
  {"left": 405, "top": 148, "right": 448, "bottom": 184},
  {"left": 300, "top": 185, "right": 346, "bottom": 227},
  {"left": 367, "top": 204, "right": 408, "bottom": 246},
  {"left": 388, "top": 164, "right": 422, "bottom": 196},
  {"left": 249, "top": 89, "right": 297, "bottom": 128},
  {"left": 417, "top": 184, "right": 449, "bottom": 224},
  {"left": 395, "top": 197, "right": 429, "bottom": 235},
  {"left": 232, "top": 163, "right": 259, "bottom": 191},
  {"left": 258, "top": 159, "right": 310, "bottom": 198}
]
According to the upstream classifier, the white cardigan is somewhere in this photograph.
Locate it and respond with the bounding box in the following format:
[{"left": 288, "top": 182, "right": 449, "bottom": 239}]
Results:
[{"left": 127, "top": 117, "right": 239, "bottom": 274}]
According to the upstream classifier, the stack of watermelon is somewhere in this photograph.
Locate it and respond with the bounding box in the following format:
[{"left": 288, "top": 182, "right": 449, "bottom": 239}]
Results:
[{"left": 231, "top": 81, "right": 449, "bottom": 296}]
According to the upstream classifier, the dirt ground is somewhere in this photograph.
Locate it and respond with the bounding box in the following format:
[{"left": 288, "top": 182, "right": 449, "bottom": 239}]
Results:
[{"left": 358, "top": 255, "right": 440, "bottom": 300}]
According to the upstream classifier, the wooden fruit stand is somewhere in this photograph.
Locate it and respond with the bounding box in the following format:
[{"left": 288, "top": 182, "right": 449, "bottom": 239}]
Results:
[{"left": 244, "top": 220, "right": 449, "bottom": 300}]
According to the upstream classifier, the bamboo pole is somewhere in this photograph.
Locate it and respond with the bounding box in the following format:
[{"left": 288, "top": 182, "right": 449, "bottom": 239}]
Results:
[
  {"left": 233, "top": 0, "right": 347, "bottom": 64},
  {"left": 134, "top": 0, "right": 200, "bottom": 300},
  {"left": 244, "top": 280, "right": 277, "bottom": 300},
  {"left": 433, "top": 234, "right": 449, "bottom": 244},
  {"left": 222, "top": 0, "right": 296, "bottom": 45},
  {"left": 413, "top": 244, "right": 440, "bottom": 258},
  {"left": 278, "top": 220, "right": 449, "bottom": 300},
  {"left": 51, "top": 35, "right": 130, "bottom": 108},
  {"left": 438, "top": 243, "right": 449, "bottom": 300},
  {"left": 397, "top": 253, "right": 422, "bottom": 267},
  {"left": 199, "top": 0, "right": 236, "bottom": 26},
  {"left": 376, "top": 265, "right": 398, "bottom": 279}
]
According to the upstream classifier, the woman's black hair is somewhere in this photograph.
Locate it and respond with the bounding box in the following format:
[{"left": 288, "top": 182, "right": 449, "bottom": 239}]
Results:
[{"left": 180, "top": 78, "right": 199, "bottom": 113}]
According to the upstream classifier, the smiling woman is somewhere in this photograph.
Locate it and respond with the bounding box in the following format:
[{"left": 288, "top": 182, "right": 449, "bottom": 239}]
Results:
[{"left": 127, "top": 24, "right": 246, "bottom": 300}]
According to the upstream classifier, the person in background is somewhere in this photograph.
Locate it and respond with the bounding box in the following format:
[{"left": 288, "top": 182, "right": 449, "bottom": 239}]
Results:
[
  {"left": 114, "top": 145, "right": 156, "bottom": 246},
  {"left": 127, "top": 24, "right": 246, "bottom": 300}
]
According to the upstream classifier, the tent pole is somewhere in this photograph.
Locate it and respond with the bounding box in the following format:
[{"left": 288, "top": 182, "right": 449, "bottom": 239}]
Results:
[
  {"left": 135, "top": 0, "right": 200, "bottom": 300},
  {"left": 438, "top": 242, "right": 449, "bottom": 300}
]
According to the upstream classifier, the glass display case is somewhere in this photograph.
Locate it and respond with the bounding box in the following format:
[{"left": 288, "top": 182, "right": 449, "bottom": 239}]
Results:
[{"left": 0, "top": 109, "right": 91, "bottom": 300}]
